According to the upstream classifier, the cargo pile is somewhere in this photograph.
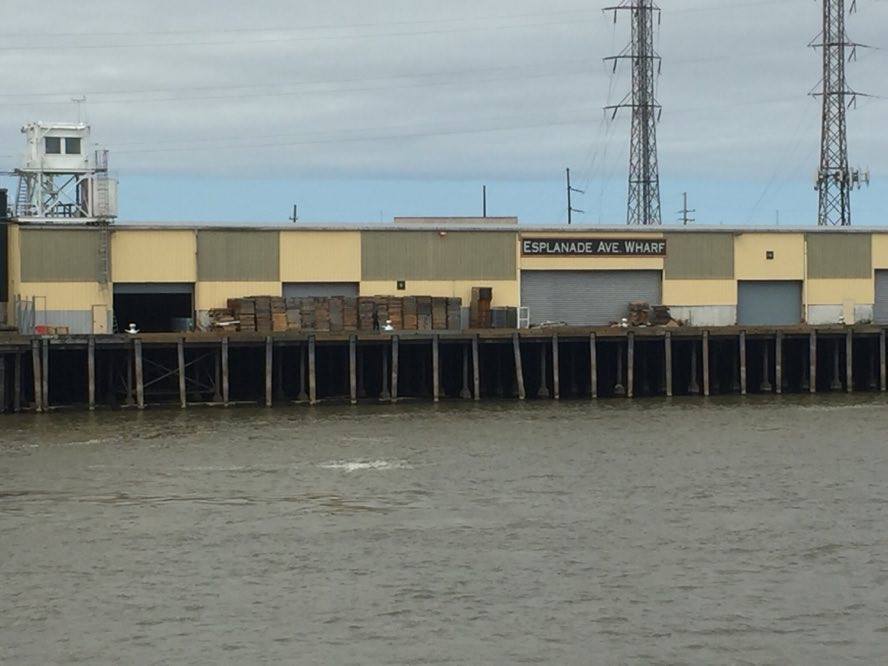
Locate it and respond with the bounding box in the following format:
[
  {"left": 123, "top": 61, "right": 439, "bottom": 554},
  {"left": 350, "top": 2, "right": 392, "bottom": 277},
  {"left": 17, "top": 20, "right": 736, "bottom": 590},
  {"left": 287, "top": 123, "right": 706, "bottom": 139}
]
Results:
[
  {"left": 211, "top": 295, "right": 468, "bottom": 333},
  {"left": 620, "top": 302, "right": 681, "bottom": 328}
]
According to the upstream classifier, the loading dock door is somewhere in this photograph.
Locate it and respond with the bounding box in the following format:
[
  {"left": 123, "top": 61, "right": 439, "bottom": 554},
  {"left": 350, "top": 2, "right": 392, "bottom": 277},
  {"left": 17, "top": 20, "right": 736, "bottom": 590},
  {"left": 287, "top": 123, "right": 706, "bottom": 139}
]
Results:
[
  {"left": 737, "top": 281, "right": 802, "bottom": 326},
  {"left": 283, "top": 282, "right": 359, "bottom": 299},
  {"left": 113, "top": 283, "right": 195, "bottom": 333},
  {"left": 875, "top": 271, "right": 888, "bottom": 323},
  {"left": 520, "top": 270, "right": 662, "bottom": 326}
]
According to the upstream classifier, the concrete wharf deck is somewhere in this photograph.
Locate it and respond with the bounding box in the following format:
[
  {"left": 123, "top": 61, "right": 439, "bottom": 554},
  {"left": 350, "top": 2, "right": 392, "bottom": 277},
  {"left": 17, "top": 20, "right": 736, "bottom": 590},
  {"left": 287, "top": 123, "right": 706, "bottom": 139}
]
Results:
[{"left": 0, "top": 325, "right": 886, "bottom": 412}]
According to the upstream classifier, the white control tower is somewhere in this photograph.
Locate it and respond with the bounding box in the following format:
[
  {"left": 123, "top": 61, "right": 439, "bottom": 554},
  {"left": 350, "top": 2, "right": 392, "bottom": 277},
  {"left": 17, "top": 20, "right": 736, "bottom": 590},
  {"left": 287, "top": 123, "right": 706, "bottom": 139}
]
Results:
[{"left": 14, "top": 122, "right": 118, "bottom": 223}]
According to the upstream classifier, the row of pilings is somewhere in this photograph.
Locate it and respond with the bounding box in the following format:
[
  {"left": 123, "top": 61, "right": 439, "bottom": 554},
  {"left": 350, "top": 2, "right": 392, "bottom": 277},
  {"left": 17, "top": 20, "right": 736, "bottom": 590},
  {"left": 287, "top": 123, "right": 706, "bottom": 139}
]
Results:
[{"left": 0, "top": 328, "right": 886, "bottom": 412}]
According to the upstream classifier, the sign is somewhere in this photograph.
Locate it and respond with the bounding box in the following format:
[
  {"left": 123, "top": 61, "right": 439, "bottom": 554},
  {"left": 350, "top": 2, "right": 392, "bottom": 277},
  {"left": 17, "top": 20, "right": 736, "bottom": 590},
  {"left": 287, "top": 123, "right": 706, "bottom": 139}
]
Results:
[{"left": 521, "top": 237, "right": 667, "bottom": 257}]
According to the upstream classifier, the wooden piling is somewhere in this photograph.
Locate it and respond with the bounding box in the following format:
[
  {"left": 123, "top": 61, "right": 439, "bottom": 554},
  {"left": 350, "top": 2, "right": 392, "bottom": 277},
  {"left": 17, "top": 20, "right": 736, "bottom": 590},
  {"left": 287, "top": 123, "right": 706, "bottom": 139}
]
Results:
[
  {"left": 846, "top": 330, "right": 853, "bottom": 393},
  {"left": 513, "top": 333, "right": 526, "bottom": 400},
  {"left": 432, "top": 335, "right": 440, "bottom": 403},
  {"left": 41, "top": 339, "right": 49, "bottom": 411},
  {"left": 308, "top": 336, "right": 318, "bottom": 405},
  {"left": 265, "top": 336, "right": 273, "bottom": 407},
  {"left": 126, "top": 347, "right": 134, "bottom": 406},
  {"left": 810, "top": 331, "right": 817, "bottom": 394},
  {"left": 664, "top": 332, "right": 673, "bottom": 398},
  {"left": 460, "top": 345, "right": 471, "bottom": 400},
  {"left": 134, "top": 339, "right": 144, "bottom": 410},
  {"left": 178, "top": 339, "right": 187, "bottom": 409},
  {"left": 349, "top": 336, "right": 357, "bottom": 405},
  {"left": 552, "top": 335, "right": 560, "bottom": 400},
  {"left": 590, "top": 333, "right": 598, "bottom": 399},
  {"left": 831, "top": 338, "right": 843, "bottom": 392},
  {"left": 297, "top": 345, "right": 308, "bottom": 402},
  {"left": 31, "top": 340, "right": 41, "bottom": 413},
  {"left": 775, "top": 333, "right": 783, "bottom": 395},
  {"left": 537, "top": 343, "right": 549, "bottom": 399},
  {"left": 760, "top": 339, "right": 772, "bottom": 393},
  {"left": 88, "top": 336, "right": 96, "bottom": 410},
  {"left": 357, "top": 348, "right": 367, "bottom": 398},
  {"left": 702, "top": 331, "right": 711, "bottom": 397},
  {"left": 627, "top": 334, "right": 635, "bottom": 399},
  {"left": 739, "top": 332, "right": 748, "bottom": 395},
  {"left": 689, "top": 341, "right": 700, "bottom": 395},
  {"left": 0, "top": 355, "right": 6, "bottom": 414},
  {"left": 881, "top": 329, "right": 887, "bottom": 392},
  {"left": 614, "top": 342, "right": 626, "bottom": 397},
  {"left": 472, "top": 336, "right": 481, "bottom": 401},
  {"left": 221, "top": 338, "right": 230, "bottom": 406},
  {"left": 391, "top": 336, "right": 399, "bottom": 402},
  {"left": 213, "top": 348, "right": 222, "bottom": 403},
  {"left": 380, "top": 345, "right": 390, "bottom": 401},
  {"left": 13, "top": 353, "right": 21, "bottom": 413}
]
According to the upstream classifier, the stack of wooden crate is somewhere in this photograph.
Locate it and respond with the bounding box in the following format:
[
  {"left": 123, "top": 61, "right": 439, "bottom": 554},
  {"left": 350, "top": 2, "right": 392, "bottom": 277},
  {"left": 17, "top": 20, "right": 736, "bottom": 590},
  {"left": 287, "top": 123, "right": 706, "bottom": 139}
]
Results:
[
  {"left": 358, "top": 298, "right": 376, "bottom": 330},
  {"left": 446, "top": 298, "right": 462, "bottom": 331},
  {"left": 271, "top": 297, "right": 288, "bottom": 332},
  {"left": 403, "top": 296, "right": 418, "bottom": 330},
  {"left": 343, "top": 297, "right": 358, "bottom": 330},
  {"left": 417, "top": 297, "right": 433, "bottom": 331},
  {"left": 470, "top": 287, "right": 493, "bottom": 329}
]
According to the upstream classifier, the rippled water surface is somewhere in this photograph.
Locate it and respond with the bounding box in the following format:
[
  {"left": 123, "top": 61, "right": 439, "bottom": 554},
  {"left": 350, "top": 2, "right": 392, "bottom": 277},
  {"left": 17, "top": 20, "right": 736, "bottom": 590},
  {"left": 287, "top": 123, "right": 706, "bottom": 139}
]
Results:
[{"left": 2, "top": 397, "right": 888, "bottom": 665}]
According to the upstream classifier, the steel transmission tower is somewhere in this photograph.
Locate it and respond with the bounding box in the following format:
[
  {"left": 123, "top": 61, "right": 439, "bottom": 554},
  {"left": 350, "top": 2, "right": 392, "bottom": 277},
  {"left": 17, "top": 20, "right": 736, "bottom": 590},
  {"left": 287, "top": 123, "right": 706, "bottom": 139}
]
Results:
[
  {"left": 813, "top": 0, "right": 868, "bottom": 226},
  {"left": 605, "top": 1, "right": 662, "bottom": 226}
]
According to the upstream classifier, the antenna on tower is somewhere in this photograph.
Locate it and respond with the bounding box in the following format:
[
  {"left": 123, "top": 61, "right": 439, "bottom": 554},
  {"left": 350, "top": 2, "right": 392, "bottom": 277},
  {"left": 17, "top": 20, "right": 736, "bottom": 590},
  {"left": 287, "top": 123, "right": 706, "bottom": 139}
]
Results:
[
  {"left": 604, "top": 1, "right": 662, "bottom": 226},
  {"left": 677, "top": 192, "right": 695, "bottom": 226},
  {"left": 811, "top": 0, "right": 870, "bottom": 226}
]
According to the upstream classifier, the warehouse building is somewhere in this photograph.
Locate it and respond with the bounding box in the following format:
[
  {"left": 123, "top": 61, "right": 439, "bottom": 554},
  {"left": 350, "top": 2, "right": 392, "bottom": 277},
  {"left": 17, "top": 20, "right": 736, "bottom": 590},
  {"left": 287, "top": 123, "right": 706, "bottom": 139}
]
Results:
[{"left": 3, "top": 220, "right": 888, "bottom": 335}]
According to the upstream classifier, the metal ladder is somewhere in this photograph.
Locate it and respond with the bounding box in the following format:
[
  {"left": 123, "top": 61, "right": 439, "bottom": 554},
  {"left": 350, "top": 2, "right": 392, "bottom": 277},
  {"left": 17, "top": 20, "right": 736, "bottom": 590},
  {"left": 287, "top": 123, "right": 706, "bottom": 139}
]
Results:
[{"left": 96, "top": 224, "right": 110, "bottom": 285}]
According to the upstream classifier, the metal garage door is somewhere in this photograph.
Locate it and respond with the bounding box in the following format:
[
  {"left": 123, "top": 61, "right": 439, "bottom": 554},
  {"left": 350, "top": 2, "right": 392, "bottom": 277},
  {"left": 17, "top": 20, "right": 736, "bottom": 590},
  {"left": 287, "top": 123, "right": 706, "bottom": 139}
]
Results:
[
  {"left": 737, "top": 281, "right": 802, "bottom": 326},
  {"left": 283, "top": 282, "right": 359, "bottom": 298},
  {"left": 521, "top": 270, "right": 662, "bottom": 326},
  {"left": 875, "top": 271, "right": 888, "bottom": 323}
]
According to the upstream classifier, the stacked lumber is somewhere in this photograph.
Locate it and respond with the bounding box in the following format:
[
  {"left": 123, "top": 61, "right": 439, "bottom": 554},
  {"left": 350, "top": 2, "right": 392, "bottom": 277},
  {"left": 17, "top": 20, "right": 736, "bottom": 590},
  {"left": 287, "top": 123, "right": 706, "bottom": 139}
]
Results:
[
  {"left": 375, "top": 299, "right": 389, "bottom": 329},
  {"left": 315, "top": 298, "right": 331, "bottom": 332},
  {"left": 253, "top": 296, "right": 273, "bottom": 333},
  {"left": 417, "top": 297, "right": 433, "bottom": 331},
  {"left": 329, "top": 297, "right": 344, "bottom": 332},
  {"left": 431, "top": 298, "right": 448, "bottom": 331},
  {"left": 358, "top": 298, "right": 376, "bottom": 331},
  {"left": 208, "top": 308, "right": 238, "bottom": 332},
  {"left": 446, "top": 298, "right": 462, "bottom": 331},
  {"left": 229, "top": 298, "right": 256, "bottom": 332},
  {"left": 285, "top": 298, "right": 302, "bottom": 331},
  {"left": 470, "top": 287, "right": 493, "bottom": 329},
  {"left": 403, "top": 297, "right": 418, "bottom": 330},
  {"left": 388, "top": 297, "right": 403, "bottom": 330},
  {"left": 344, "top": 297, "right": 358, "bottom": 331},
  {"left": 272, "top": 297, "right": 288, "bottom": 332}
]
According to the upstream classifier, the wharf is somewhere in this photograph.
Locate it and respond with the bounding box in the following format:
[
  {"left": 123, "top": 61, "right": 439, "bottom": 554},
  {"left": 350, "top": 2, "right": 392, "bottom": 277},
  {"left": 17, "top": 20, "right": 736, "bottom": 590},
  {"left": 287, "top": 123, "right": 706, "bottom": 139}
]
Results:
[{"left": 0, "top": 324, "right": 885, "bottom": 412}]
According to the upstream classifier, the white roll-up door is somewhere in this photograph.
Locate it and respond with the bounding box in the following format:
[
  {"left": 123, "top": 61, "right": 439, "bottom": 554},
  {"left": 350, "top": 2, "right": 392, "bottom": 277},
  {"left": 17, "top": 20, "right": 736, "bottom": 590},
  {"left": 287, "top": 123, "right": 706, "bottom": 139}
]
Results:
[{"left": 520, "top": 270, "right": 662, "bottom": 326}]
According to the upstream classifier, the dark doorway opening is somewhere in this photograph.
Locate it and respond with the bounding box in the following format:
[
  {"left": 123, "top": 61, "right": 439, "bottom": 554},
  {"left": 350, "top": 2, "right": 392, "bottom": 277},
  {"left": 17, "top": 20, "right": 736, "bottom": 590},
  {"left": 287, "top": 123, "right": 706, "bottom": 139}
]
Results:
[{"left": 113, "top": 286, "right": 194, "bottom": 333}]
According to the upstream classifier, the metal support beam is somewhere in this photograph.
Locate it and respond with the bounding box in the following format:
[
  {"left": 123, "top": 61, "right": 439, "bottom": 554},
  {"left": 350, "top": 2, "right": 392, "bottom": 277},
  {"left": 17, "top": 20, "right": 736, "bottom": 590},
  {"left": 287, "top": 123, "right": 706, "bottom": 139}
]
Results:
[
  {"left": 134, "top": 339, "right": 144, "bottom": 409},
  {"left": 513, "top": 334, "right": 526, "bottom": 400},
  {"left": 178, "top": 339, "right": 187, "bottom": 409}
]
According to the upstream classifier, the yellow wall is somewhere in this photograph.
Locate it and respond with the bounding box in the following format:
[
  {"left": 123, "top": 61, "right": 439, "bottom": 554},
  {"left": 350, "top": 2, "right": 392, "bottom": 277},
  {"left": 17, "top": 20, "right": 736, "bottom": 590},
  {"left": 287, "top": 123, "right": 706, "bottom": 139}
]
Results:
[
  {"left": 280, "top": 231, "right": 361, "bottom": 282},
  {"left": 806, "top": 279, "right": 873, "bottom": 305},
  {"left": 195, "top": 281, "right": 281, "bottom": 311},
  {"left": 112, "top": 229, "right": 197, "bottom": 283},
  {"left": 662, "top": 279, "right": 736, "bottom": 306},
  {"left": 17, "top": 282, "right": 112, "bottom": 309},
  {"left": 872, "top": 234, "right": 888, "bottom": 269},
  {"left": 360, "top": 280, "right": 519, "bottom": 307},
  {"left": 734, "top": 233, "right": 805, "bottom": 280},
  {"left": 6, "top": 224, "right": 21, "bottom": 323}
]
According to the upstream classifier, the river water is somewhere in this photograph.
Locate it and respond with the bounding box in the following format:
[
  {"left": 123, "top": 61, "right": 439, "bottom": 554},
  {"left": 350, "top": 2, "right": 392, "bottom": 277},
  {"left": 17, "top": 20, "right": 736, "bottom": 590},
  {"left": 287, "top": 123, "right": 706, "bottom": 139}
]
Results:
[{"left": 2, "top": 397, "right": 887, "bottom": 665}]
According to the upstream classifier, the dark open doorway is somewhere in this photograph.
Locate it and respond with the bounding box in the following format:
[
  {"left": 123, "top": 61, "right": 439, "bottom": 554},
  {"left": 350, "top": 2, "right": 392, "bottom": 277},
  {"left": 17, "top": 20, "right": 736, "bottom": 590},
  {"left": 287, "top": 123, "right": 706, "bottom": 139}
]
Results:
[{"left": 113, "top": 284, "right": 194, "bottom": 333}]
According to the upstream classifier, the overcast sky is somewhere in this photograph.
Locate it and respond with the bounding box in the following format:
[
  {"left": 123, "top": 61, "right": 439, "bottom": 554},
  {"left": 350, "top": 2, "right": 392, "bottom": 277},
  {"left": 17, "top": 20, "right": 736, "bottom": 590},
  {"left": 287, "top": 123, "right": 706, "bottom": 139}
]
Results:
[{"left": 0, "top": 0, "right": 886, "bottom": 225}]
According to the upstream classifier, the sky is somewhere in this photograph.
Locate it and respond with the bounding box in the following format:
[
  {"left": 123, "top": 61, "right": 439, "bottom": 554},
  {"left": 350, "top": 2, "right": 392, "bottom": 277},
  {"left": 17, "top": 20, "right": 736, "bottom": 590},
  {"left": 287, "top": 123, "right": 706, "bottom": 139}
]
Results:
[{"left": 0, "top": 0, "right": 886, "bottom": 226}]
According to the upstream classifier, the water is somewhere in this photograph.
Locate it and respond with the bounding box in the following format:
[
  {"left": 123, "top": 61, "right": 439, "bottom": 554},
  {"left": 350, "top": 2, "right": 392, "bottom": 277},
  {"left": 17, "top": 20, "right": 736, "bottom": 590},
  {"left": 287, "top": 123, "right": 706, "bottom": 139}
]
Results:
[{"left": 2, "top": 397, "right": 888, "bottom": 665}]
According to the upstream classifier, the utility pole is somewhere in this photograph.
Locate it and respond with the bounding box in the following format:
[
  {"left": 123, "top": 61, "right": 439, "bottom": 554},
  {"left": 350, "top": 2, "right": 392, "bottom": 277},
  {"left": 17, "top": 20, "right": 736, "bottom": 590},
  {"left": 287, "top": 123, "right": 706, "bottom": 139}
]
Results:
[
  {"left": 566, "top": 168, "right": 585, "bottom": 225},
  {"left": 482, "top": 186, "right": 487, "bottom": 218},
  {"left": 676, "top": 192, "right": 695, "bottom": 226},
  {"left": 289, "top": 204, "right": 298, "bottom": 223},
  {"left": 812, "top": 0, "right": 869, "bottom": 226},
  {"left": 605, "top": 1, "right": 662, "bottom": 226}
]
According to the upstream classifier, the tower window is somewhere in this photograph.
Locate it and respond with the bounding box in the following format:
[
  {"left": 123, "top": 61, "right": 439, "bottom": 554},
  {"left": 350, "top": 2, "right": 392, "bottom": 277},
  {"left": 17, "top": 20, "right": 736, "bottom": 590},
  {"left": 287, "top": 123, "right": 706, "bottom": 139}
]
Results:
[
  {"left": 64, "top": 138, "right": 82, "bottom": 154},
  {"left": 45, "top": 137, "right": 62, "bottom": 154}
]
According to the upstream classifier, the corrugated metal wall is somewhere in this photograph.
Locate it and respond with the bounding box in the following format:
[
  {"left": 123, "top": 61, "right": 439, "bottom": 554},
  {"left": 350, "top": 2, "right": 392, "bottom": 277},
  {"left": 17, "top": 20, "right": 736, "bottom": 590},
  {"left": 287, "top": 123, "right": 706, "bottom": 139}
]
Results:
[
  {"left": 20, "top": 229, "right": 101, "bottom": 282},
  {"left": 197, "top": 231, "right": 280, "bottom": 282},
  {"left": 664, "top": 233, "right": 734, "bottom": 279},
  {"left": 737, "top": 281, "right": 802, "bottom": 325},
  {"left": 875, "top": 271, "right": 888, "bottom": 323},
  {"left": 361, "top": 231, "right": 516, "bottom": 281},
  {"left": 806, "top": 233, "right": 872, "bottom": 279},
  {"left": 283, "top": 282, "right": 359, "bottom": 298},
  {"left": 521, "top": 270, "right": 662, "bottom": 326},
  {"left": 0, "top": 222, "right": 8, "bottom": 303}
]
